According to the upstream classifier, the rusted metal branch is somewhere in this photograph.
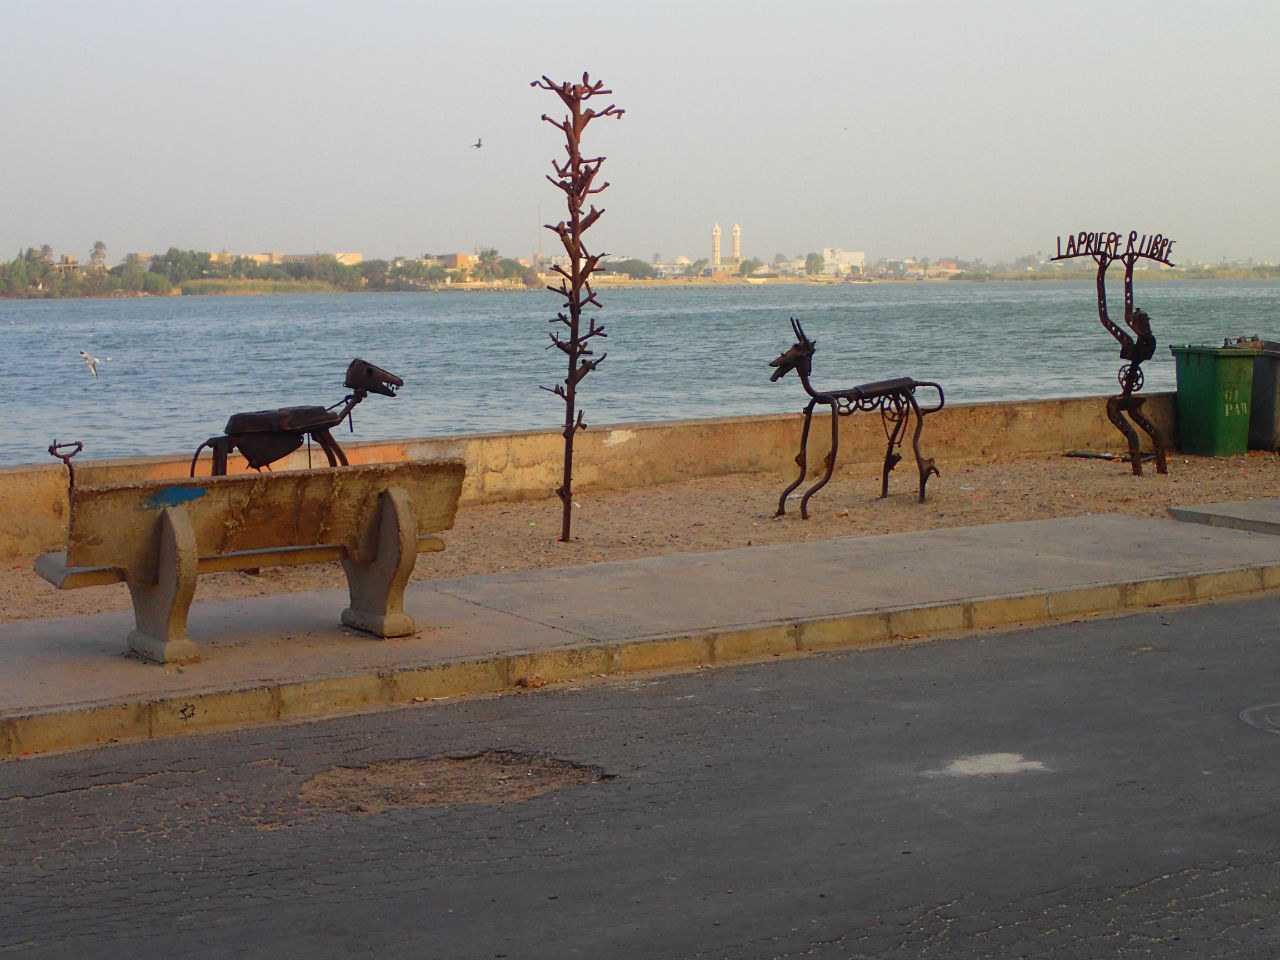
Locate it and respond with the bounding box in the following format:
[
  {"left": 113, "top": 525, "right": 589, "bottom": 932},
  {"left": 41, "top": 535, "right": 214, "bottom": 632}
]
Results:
[
  {"left": 48, "top": 440, "right": 83, "bottom": 490},
  {"left": 533, "top": 72, "right": 624, "bottom": 542}
]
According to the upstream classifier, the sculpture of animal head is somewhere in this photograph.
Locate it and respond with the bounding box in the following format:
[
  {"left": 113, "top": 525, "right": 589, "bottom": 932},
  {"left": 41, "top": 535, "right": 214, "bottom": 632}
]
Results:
[
  {"left": 344, "top": 358, "right": 403, "bottom": 398},
  {"left": 769, "top": 317, "right": 816, "bottom": 382}
]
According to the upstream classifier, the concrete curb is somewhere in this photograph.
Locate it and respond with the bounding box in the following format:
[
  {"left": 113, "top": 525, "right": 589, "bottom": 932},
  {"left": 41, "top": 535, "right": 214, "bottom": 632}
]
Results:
[{"left": 5, "top": 562, "right": 1278, "bottom": 759}]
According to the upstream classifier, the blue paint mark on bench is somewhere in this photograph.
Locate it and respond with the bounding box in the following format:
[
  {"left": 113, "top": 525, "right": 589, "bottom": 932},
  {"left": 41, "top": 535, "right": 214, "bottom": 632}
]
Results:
[{"left": 142, "top": 487, "right": 207, "bottom": 510}]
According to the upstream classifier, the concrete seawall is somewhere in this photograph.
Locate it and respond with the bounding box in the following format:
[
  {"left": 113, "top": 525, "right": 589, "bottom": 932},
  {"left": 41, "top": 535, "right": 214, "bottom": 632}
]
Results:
[{"left": 0, "top": 392, "right": 1174, "bottom": 562}]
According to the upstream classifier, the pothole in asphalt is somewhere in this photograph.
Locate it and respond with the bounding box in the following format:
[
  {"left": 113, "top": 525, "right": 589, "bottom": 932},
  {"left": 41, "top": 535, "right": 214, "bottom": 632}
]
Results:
[
  {"left": 300, "top": 750, "right": 611, "bottom": 814},
  {"left": 1240, "top": 704, "right": 1280, "bottom": 734}
]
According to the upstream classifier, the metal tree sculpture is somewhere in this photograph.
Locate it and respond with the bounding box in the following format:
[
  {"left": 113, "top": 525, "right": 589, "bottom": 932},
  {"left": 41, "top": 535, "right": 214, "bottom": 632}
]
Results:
[{"left": 532, "top": 73, "right": 624, "bottom": 542}]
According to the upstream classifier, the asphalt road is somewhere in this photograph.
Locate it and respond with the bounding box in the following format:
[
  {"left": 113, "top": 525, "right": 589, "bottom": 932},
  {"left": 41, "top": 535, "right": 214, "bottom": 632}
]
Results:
[{"left": 4, "top": 595, "right": 1280, "bottom": 959}]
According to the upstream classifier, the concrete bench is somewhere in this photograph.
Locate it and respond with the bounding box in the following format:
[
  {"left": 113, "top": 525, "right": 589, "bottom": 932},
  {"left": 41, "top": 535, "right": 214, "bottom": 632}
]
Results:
[{"left": 34, "top": 459, "right": 466, "bottom": 664}]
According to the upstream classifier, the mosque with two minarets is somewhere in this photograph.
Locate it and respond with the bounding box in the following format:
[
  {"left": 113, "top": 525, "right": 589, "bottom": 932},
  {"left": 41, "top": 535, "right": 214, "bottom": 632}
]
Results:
[{"left": 709, "top": 222, "right": 742, "bottom": 274}]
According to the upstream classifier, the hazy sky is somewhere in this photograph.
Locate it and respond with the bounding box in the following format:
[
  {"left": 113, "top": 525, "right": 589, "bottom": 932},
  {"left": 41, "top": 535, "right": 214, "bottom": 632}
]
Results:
[{"left": 3, "top": 0, "right": 1276, "bottom": 266}]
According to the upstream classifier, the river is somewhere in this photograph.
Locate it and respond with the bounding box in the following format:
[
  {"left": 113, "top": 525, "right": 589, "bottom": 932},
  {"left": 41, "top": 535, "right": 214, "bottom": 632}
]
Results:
[{"left": 1, "top": 280, "right": 1276, "bottom": 467}]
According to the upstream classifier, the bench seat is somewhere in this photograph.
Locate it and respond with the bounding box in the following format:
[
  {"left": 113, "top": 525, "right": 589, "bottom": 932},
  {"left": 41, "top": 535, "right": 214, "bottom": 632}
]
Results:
[{"left": 36, "top": 460, "right": 465, "bottom": 664}]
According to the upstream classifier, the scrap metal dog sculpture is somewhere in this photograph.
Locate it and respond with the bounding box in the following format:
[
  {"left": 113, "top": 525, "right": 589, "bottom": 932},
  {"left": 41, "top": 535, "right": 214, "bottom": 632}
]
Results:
[
  {"left": 190, "top": 358, "right": 402, "bottom": 476},
  {"left": 770, "top": 318, "right": 944, "bottom": 518}
]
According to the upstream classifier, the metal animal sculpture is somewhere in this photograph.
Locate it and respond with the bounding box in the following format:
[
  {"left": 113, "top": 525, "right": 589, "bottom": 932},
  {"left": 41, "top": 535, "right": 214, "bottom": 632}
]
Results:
[
  {"left": 769, "top": 318, "right": 945, "bottom": 518},
  {"left": 190, "top": 358, "right": 402, "bottom": 476}
]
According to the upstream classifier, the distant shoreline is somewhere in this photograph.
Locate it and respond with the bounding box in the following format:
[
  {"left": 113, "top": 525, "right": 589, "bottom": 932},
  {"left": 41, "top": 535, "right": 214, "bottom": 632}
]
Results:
[{"left": 1, "top": 270, "right": 1275, "bottom": 302}]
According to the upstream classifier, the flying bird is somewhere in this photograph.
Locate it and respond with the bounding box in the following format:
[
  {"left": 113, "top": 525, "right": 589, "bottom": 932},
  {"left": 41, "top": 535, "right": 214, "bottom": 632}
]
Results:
[
  {"left": 79, "top": 350, "right": 110, "bottom": 379},
  {"left": 472, "top": 138, "right": 483, "bottom": 149}
]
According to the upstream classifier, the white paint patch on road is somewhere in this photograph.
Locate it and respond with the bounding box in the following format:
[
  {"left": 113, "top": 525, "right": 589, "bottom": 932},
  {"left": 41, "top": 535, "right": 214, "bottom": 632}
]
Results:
[
  {"left": 1240, "top": 703, "right": 1280, "bottom": 734},
  {"left": 603, "top": 430, "right": 635, "bottom": 447},
  {"left": 929, "top": 753, "right": 1050, "bottom": 776}
]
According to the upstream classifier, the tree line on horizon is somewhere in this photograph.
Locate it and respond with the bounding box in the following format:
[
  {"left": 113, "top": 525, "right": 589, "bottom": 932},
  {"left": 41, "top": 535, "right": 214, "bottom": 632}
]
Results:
[
  {"left": 0, "top": 244, "right": 548, "bottom": 298},
  {"left": 2, "top": 243, "right": 1276, "bottom": 300}
]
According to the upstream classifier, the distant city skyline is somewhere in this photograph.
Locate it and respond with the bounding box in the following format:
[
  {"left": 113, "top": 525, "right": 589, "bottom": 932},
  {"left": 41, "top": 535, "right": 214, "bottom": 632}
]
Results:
[
  {"left": 18, "top": 236, "right": 1274, "bottom": 272},
  {"left": 2, "top": 1, "right": 1277, "bottom": 268}
]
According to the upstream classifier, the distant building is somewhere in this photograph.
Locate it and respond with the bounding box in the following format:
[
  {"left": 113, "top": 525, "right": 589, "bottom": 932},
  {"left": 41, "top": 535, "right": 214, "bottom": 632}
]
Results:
[
  {"left": 237, "top": 251, "right": 363, "bottom": 266},
  {"left": 822, "top": 248, "right": 867, "bottom": 277},
  {"left": 439, "top": 253, "right": 477, "bottom": 272},
  {"left": 52, "top": 255, "right": 79, "bottom": 277},
  {"left": 652, "top": 255, "right": 692, "bottom": 277},
  {"left": 709, "top": 222, "right": 742, "bottom": 275}
]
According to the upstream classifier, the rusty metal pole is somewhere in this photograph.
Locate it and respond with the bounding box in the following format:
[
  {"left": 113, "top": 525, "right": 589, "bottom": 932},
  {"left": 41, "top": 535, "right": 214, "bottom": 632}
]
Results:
[
  {"left": 532, "top": 73, "right": 624, "bottom": 542},
  {"left": 48, "top": 440, "right": 82, "bottom": 490}
]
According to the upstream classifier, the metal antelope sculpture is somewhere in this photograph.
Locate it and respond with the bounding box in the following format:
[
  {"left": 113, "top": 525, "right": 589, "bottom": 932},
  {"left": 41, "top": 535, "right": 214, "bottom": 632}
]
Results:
[{"left": 770, "top": 317, "right": 944, "bottom": 518}]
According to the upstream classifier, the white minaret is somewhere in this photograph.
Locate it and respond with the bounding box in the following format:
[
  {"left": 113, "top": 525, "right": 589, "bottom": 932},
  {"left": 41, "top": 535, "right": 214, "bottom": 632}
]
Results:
[
  {"left": 732, "top": 223, "right": 741, "bottom": 261},
  {"left": 712, "top": 223, "right": 722, "bottom": 267}
]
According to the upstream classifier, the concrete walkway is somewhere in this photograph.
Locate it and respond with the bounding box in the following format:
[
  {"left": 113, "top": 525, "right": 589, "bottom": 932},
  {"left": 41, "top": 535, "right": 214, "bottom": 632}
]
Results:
[{"left": 5, "top": 506, "right": 1280, "bottom": 758}]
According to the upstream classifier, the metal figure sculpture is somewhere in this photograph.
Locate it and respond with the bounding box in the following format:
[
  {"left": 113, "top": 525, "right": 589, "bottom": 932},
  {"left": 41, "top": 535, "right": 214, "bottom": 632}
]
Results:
[
  {"left": 1051, "top": 230, "right": 1173, "bottom": 475},
  {"left": 189, "top": 359, "right": 402, "bottom": 476},
  {"left": 770, "top": 317, "right": 945, "bottom": 518},
  {"left": 532, "top": 72, "right": 624, "bottom": 542}
]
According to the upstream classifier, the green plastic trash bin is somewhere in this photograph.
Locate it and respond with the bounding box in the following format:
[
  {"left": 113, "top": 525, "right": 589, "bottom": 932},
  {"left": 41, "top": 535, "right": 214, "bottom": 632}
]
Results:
[
  {"left": 1169, "top": 345, "right": 1254, "bottom": 456},
  {"left": 1223, "top": 336, "right": 1280, "bottom": 451}
]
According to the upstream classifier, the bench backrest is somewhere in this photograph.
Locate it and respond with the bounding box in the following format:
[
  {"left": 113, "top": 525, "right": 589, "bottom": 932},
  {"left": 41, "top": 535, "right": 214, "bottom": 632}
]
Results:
[{"left": 66, "top": 459, "right": 466, "bottom": 577}]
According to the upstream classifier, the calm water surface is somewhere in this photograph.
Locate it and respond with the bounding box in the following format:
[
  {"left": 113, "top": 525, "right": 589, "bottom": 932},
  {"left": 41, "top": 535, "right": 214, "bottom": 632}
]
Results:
[{"left": 1, "top": 281, "right": 1277, "bottom": 467}]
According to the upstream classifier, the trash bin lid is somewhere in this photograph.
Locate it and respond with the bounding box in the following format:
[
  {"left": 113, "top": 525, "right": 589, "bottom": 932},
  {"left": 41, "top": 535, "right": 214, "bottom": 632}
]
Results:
[
  {"left": 1223, "top": 335, "right": 1280, "bottom": 354},
  {"left": 1170, "top": 343, "right": 1262, "bottom": 357}
]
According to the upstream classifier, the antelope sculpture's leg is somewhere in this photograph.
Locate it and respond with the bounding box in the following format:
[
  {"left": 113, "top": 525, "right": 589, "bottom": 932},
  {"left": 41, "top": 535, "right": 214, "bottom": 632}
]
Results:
[
  {"left": 908, "top": 394, "right": 940, "bottom": 502},
  {"left": 777, "top": 399, "right": 818, "bottom": 516},
  {"left": 879, "top": 396, "right": 909, "bottom": 498},
  {"left": 1126, "top": 402, "right": 1168, "bottom": 475},
  {"left": 1106, "top": 396, "right": 1144, "bottom": 476},
  {"left": 799, "top": 399, "right": 840, "bottom": 519}
]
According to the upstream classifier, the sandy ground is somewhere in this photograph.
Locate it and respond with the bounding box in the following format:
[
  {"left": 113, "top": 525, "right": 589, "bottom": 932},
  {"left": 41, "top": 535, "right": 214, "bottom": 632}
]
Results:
[{"left": 4, "top": 450, "right": 1277, "bottom": 624}]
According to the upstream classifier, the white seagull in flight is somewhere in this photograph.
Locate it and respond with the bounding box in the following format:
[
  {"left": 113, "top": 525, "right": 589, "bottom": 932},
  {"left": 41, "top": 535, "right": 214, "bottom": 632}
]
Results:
[{"left": 79, "top": 350, "right": 110, "bottom": 379}]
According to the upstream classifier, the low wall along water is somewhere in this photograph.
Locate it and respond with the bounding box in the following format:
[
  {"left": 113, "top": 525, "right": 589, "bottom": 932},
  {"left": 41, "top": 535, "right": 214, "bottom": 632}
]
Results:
[{"left": 0, "top": 393, "right": 1175, "bottom": 562}]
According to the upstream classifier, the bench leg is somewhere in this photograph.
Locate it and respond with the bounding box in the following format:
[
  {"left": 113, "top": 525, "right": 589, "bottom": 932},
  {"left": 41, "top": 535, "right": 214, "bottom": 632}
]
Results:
[
  {"left": 342, "top": 486, "right": 418, "bottom": 638},
  {"left": 126, "top": 507, "right": 201, "bottom": 664}
]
